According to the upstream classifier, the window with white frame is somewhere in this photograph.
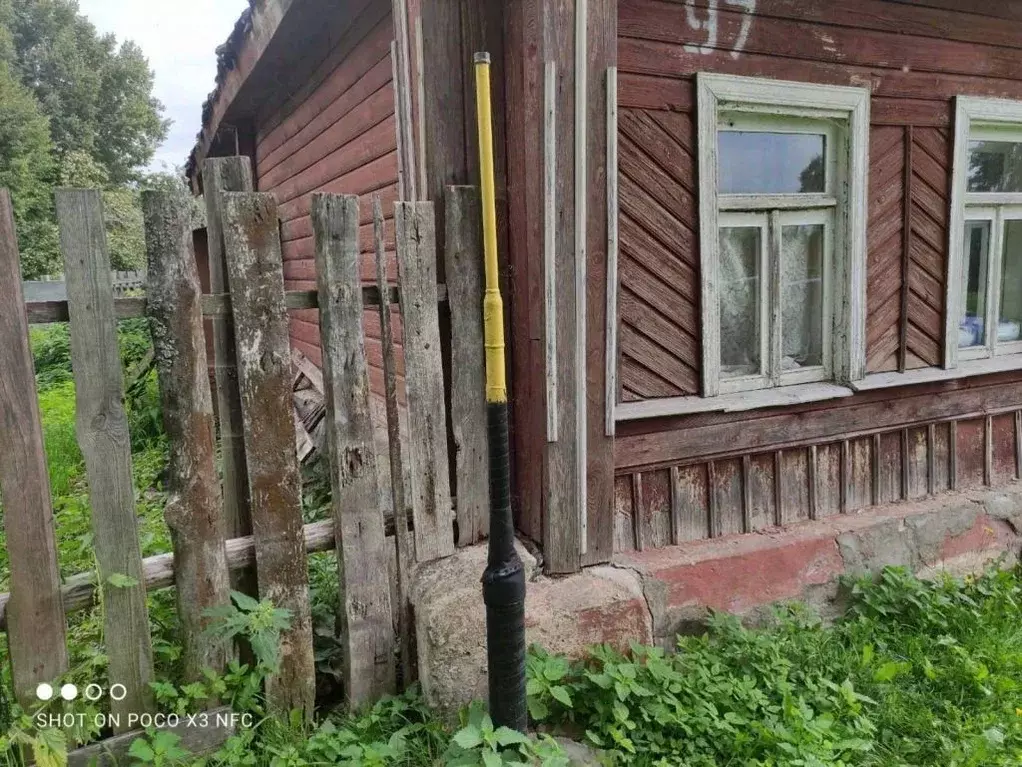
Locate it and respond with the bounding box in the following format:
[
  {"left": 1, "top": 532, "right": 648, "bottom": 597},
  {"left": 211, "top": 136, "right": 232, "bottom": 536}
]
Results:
[
  {"left": 696, "top": 74, "right": 870, "bottom": 399},
  {"left": 947, "top": 97, "right": 1022, "bottom": 370}
]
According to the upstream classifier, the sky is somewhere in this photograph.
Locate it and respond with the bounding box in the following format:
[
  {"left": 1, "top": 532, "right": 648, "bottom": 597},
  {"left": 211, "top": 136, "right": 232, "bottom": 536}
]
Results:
[{"left": 77, "top": 0, "right": 251, "bottom": 174}]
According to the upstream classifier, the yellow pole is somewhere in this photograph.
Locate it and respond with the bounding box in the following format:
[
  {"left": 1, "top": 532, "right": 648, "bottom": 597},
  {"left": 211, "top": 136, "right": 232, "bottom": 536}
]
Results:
[
  {"left": 474, "top": 50, "right": 526, "bottom": 733},
  {"left": 474, "top": 52, "right": 507, "bottom": 405}
]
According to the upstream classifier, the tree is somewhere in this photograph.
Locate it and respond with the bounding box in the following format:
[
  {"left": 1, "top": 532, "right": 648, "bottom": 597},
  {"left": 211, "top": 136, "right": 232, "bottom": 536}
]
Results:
[
  {"left": 6, "top": 0, "right": 168, "bottom": 183},
  {"left": 0, "top": 60, "right": 58, "bottom": 277}
]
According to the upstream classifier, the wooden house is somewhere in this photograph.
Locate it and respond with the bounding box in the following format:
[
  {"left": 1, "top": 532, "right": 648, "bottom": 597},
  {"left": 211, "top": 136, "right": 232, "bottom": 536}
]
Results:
[{"left": 189, "top": 0, "right": 1022, "bottom": 580}]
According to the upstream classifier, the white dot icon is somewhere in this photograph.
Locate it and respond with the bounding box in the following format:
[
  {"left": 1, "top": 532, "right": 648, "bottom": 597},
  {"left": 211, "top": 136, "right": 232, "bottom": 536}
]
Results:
[
  {"left": 110, "top": 683, "right": 127, "bottom": 701},
  {"left": 60, "top": 684, "right": 78, "bottom": 701},
  {"left": 35, "top": 683, "right": 54, "bottom": 701}
]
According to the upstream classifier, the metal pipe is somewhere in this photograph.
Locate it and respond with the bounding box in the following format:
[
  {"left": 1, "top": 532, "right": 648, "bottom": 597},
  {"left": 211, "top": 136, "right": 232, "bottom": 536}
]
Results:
[{"left": 474, "top": 50, "right": 527, "bottom": 733}]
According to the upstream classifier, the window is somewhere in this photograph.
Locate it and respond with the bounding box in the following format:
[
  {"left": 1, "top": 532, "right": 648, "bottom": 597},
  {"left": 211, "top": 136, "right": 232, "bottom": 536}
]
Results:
[
  {"left": 947, "top": 97, "right": 1022, "bottom": 370},
  {"left": 696, "top": 74, "right": 870, "bottom": 398}
]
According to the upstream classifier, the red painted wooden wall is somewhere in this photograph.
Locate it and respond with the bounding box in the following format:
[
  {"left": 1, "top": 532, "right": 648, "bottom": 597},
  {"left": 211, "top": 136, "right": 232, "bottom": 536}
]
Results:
[{"left": 253, "top": 0, "right": 402, "bottom": 397}]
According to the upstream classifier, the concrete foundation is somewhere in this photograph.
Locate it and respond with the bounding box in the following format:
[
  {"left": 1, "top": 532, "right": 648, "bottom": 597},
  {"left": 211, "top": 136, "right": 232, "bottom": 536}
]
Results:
[{"left": 412, "top": 486, "right": 1022, "bottom": 712}]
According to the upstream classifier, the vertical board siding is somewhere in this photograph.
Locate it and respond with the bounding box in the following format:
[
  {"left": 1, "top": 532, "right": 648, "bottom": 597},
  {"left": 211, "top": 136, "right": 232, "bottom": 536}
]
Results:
[{"left": 255, "top": 3, "right": 401, "bottom": 395}]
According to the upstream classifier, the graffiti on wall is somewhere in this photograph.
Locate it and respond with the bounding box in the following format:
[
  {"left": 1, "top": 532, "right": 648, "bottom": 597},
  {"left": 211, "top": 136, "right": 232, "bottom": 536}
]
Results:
[{"left": 683, "top": 0, "right": 756, "bottom": 59}]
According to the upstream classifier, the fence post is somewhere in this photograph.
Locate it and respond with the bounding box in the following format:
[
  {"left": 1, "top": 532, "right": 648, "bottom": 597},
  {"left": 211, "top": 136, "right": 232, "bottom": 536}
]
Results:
[
  {"left": 395, "top": 202, "right": 456, "bottom": 563},
  {"left": 142, "top": 191, "right": 232, "bottom": 683},
  {"left": 56, "top": 189, "right": 155, "bottom": 728},
  {"left": 0, "top": 189, "right": 69, "bottom": 705},
  {"left": 311, "top": 194, "right": 396, "bottom": 705},
  {"left": 444, "top": 186, "right": 490, "bottom": 546},
  {"left": 220, "top": 192, "right": 315, "bottom": 717},
  {"left": 202, "top": 158, "right": 255, "bottom": 594}
]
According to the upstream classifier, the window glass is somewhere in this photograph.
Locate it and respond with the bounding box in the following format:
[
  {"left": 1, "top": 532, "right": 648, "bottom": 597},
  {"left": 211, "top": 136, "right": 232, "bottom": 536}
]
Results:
[
  {"left": 1000, "top": 220, "right": 1022, "bottom": 342},
  {"left": 960, "top": 220, "right": 990, "bottom": 348},
  {"left": 718, "top": 132, "right": 826, "bottom": 194},
  {"left": 781, "top": 224, "right": 825, "bottom": 370},
  {"left": 719, "top": 227, "right": 762, "bottom": 378},
  {"left": 968, "top": 140, "right": 1022, "bottom": 193}
]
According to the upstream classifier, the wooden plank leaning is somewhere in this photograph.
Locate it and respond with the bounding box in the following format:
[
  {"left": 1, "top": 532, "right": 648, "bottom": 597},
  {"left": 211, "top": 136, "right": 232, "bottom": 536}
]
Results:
[
  {"left": 444, "top": 186, "right": 489, "bottom": 546},
  {"left": 0, "top": 189, "right": 69, "bottom": 705},
  {"left": 56, "top": 189, "right": 155, "bottom": 728},
  {"left": 311, "top": 193, "right": 396, "bottom": 706},
  {"left": 395, "top": 202, "right": 456, "bottom": 563},
  {"left": 374, "top": 194, "right": 414, "bottom": 685},
  {"left": 202, "top": 157, "right": 255, "bottom": 593},
  {"left": 142, "top": 191, "right": 232, "bottom": 682},
  {"left": 219, "top": 191, "right": 315, "bottom": 717}
]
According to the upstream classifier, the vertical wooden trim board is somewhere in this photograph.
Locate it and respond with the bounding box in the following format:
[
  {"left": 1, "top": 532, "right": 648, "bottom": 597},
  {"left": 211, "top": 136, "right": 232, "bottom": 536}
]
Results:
[
  {"left": 414, "top": 16, "right": 428, "bottom": 200},
  {"left": 0, "top": 190, "right": 68, "bottom": 705},
  {"left": 899, "top": 126, "right": 913, "bottom": 374},
  {"left": 142, "top": 191, "right": 232, "bottom": 684},
  {"left": 57, "top": 190, "right": 155, "bottom": 728},
  {"left": 201, "top": 158, "right": 254, "bottom": 582},
  {"left": 220, "top": 192, "right": 316, "bottom": 717},
  {"left": 575, "top": 0, "right": 589, "bottom": 556},
  {"left": 605, "top": 66, "right": 618, "bottom": 438},
  {"left": 392, "top": 41, "right": 408, "bottom": 204},
  {"left": 395, "top": 202, "right": 456, "bottom": 563},
  {"left": 394, "top": 0, "right": 417, "bottom": 202},
  {"left": 311, "top": 193, "right": 395, "bottom": 706},
  {"left": 544, "top": 60, "right": 558, "bottom": 443},
  {"left": 445, "top": 186, "right": 490, "bottom": 545}
]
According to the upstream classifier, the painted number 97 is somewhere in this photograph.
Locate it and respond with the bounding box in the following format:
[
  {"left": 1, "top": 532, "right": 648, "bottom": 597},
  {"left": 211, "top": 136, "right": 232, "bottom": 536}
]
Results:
[{"left": 683, "top": 0, "right": 757, "bottom": 60}]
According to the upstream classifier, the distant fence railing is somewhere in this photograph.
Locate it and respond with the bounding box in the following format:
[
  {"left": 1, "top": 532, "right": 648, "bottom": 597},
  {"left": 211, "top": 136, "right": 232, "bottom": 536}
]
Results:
[
  {"left": 0, "top": 160, "right": 491, "bottom": 761},
  {"left": 22, "top": 269, "right": 147, "bottom": 303}
]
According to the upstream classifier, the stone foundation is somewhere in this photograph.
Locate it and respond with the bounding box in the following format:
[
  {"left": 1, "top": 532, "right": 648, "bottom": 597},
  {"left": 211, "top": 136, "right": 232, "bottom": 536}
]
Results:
[{"left": 412, "top": 486, "right": 1022, "bottom": 712}]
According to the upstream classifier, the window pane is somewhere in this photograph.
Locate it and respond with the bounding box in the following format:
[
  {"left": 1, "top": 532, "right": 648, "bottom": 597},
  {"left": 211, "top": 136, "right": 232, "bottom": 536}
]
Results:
[
  {"left": 1000, "top": 220, "right": 1022, "bottom": 343},
  {"left": 781, "top": 224, "right": 825, "bottom": 370},
  {"left": 960, "top": 220, "right": 990, "bottom": 349},
  {"left": 968, "top": 141, "right": 1022, "bottom": 192},
  {"left": 719, "top": 132, "right": 826, "bottom": 194},
  {"left": 719, "top": 226, "right": 762, "bottom": 378}
]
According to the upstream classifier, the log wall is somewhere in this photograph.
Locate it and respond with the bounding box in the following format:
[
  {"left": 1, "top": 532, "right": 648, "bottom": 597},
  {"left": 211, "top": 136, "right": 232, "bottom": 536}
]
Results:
[
  {"left": 254, "top": 0, "right": 401, "bottom": 394},
  {"left": 613, "top": 0, "right": 1022, "bottom": 550}
]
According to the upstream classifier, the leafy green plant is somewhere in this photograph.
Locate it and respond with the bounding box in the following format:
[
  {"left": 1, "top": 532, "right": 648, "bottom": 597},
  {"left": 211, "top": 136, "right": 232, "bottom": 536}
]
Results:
[
  {"left": 205, "top": 592, "right": 292, "bottom": 675},
  {"left": 444, "top": 703, "right": 568, "bottom": 767},
  {"left": 129, "top": 730, "right": 191, "bottom": 766}
]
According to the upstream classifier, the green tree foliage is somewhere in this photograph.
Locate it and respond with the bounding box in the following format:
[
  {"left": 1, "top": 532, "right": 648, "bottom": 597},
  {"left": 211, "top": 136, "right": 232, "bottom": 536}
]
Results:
[
  {"left": 5, "top": 0, "right": 168, "bottom": 182},
  {"left": 0, "top": 60, "right": 58, "bottom": 277},
  {"left": 0, "top": 0, "right": 171, "bottom": 275}
]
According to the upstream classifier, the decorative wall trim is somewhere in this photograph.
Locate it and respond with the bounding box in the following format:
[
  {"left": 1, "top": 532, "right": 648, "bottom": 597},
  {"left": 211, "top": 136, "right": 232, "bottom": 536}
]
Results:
[
  {"left": 544, "top": 60, "right": 558, "bottom": 444},
  {"left": 575, "top": 0, "right": 589, "bottom": 553},
  {"left": 605, "top": 66, "right": 619, "bottom": 437}
]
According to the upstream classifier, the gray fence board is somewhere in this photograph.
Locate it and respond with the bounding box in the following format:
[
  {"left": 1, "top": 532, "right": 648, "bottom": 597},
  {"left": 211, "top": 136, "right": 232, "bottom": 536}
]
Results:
[
  {"left": 57, "top": 189, "right": 155, "bottom": 728},
  {"left": 220, "top": 191, "right": 315, "bottom": 716}
]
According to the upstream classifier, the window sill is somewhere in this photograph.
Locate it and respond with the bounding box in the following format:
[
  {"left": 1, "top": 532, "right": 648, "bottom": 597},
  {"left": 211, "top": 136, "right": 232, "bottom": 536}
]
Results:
[
  {"left": 614, "top": 382, "right": 855, "bottom": 422},
  {"left": 850, "top": 355, "right": 1022, "bottom": 392}
]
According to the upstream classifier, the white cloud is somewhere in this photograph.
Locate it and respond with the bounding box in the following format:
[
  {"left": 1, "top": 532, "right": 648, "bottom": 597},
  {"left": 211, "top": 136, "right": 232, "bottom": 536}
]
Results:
[{"left": 76, "top": 0, "right": 251, "bottom": 174}]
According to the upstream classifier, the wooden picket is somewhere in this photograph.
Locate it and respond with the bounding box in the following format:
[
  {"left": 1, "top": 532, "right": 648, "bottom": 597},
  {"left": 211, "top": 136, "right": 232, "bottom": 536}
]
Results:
[
  {"left": 202, "top": 158, "right": 255, "bottom": 597},
  {"left": 219, "top": 191, "right": 316, "bottom": 717},
  {"left": 311, "top": 193, "right": 396, "bottom": 705},
  {"left": 444, "top": 186, "right": 490, "bottom": 546},
  {"left": 395, "top": 202, "right": 456, "bottom": 564},
  {"left": 142, "top": 190, "right": 232, "bottom": 682},
  {"left": 0, "top": 190, "right": 68, "bottom": 706},
  {"left": 56, "top": 190, "right": 156, "bottom": 729}
]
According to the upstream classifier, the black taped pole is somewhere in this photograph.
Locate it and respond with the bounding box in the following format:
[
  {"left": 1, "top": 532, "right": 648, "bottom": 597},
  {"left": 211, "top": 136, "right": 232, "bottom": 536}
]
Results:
[{"left": 474, "top": 50, "right": 528, "bottom": 732}]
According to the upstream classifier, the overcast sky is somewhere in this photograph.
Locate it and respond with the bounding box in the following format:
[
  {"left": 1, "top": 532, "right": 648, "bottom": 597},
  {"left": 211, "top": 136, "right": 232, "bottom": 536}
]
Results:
[{"left": 77, "top": 0, "right": 250, "bottom": 174}]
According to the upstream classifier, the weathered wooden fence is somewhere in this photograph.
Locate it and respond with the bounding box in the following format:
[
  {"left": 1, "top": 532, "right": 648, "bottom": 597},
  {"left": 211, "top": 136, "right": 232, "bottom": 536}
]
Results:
[{"left": 0, "top": 158, "right": 490, "bottom": 759}]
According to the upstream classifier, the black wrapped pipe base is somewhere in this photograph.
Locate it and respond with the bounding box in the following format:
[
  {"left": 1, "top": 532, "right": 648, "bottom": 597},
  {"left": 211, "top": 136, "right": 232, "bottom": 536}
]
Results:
[{"left": 483, "top": 401, "right": 527, "bottom": 732}]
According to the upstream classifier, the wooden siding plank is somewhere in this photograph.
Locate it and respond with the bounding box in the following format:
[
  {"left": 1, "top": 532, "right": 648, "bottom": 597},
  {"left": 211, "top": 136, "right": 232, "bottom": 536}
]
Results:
[
  {"left": 0, "top": 190, "right": 68, "bottom": 705},
  {"left": 220, "top": 192, "right": 316, "bottom": 716},
  {"left": 142, "top": 191, "right": 232, "bottom": 683},
  {"left": 57, "top": 190, "right": 155, "bottom": 728},
  {"left": 395, "top": 202, "right": 455, "bottom": 562}
]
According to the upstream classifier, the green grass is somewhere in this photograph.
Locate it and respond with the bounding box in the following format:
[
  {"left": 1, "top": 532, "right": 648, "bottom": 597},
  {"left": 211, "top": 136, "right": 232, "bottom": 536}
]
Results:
[{"left": 528, "top": 566, "right": 1022, "bottom": 767}]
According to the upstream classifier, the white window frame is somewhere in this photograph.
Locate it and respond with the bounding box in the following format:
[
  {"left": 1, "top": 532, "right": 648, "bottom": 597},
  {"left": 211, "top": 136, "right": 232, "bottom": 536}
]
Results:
[
  {"left": 945, "top": 96, "right": 1022, "bottom": 373},
  {"left": 697, "top": 73, "right": 869, "bottom": 399}
]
